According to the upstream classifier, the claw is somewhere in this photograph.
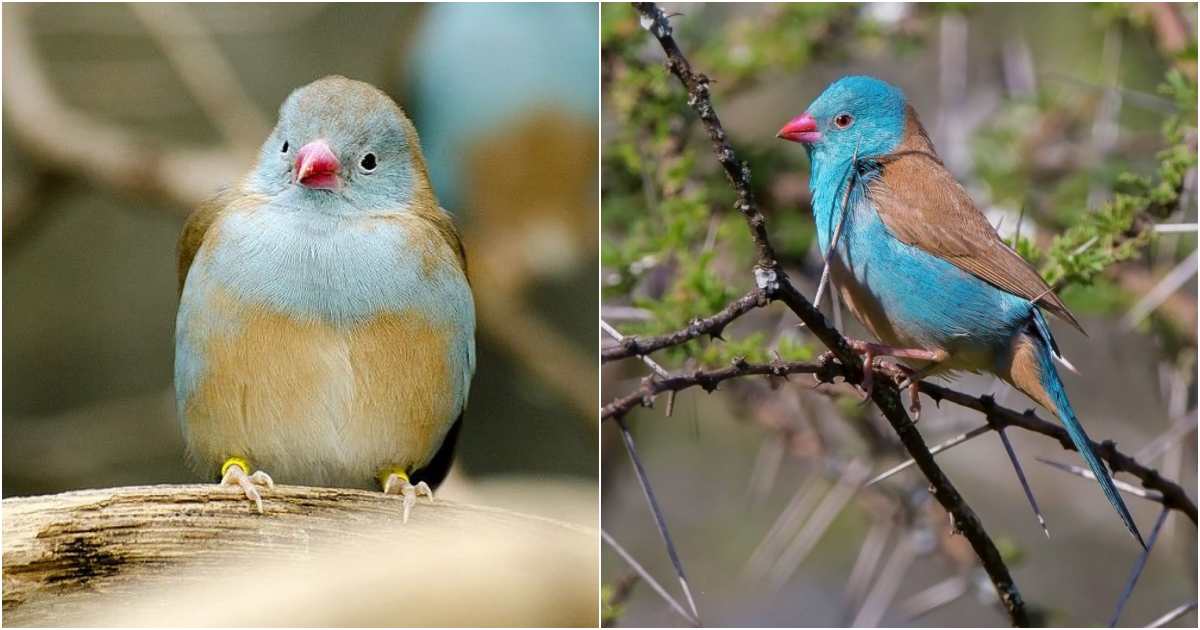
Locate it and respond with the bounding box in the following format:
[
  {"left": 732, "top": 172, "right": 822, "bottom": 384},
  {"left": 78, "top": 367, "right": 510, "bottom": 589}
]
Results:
[
  {"left": 220, "top": 458, "right": 273, "bottom": 514},
  {"left": 382, "top": 471, "right": 434, "bottom": 523}
]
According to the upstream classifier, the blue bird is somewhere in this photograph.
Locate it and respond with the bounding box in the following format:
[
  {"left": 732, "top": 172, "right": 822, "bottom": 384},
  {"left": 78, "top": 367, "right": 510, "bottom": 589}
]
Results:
[{"left": 777, "top": 75, "right": 1144, "bottom": 546}]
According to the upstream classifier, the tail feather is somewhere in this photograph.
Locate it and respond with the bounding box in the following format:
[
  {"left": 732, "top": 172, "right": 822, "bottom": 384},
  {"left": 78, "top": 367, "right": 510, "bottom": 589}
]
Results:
[{"left": 1007, "top": 313, "right": 1145, "bottom": 547}]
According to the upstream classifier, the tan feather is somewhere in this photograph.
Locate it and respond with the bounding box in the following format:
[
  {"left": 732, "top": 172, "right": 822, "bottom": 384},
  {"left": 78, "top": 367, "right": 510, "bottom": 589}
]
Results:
[{"left": 866, "top": 106, "right": 1085, "bottom": 335}]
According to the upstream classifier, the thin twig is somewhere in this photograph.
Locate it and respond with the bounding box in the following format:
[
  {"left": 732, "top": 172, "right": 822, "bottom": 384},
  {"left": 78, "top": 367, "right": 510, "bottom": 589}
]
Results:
[
  {"left": 1110, "top": 507, "right": 1171, "bottom": 627},
  {"left": 602, "top": 289, "right": 768, "bottom": 362},
  {"left": 1035, "top": 458, "right": 1164, "bottom": 503},
  {"left": 601, "top": 530, "right": 699, "bottom": 627},
  {"left": 1144, "top": 601, "right": 1197, "bottom": 627},
  {"left": 997, "top": 428, "right": 1051, "bottom": 538},
  {"left": 866, "top": 424, "right": 992, "bottom": 486},
  {"left": 613, "top": 417, "right": 700, "bottom": 622}
]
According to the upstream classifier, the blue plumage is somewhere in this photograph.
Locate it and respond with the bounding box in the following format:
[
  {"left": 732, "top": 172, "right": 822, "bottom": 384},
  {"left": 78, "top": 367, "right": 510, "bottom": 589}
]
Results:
[{"left": 781, "top": 75, "right": 1145, "bottom": 546}]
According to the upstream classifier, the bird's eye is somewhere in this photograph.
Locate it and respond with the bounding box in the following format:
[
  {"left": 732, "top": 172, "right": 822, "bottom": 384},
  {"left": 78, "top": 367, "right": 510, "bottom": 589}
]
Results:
[
  {"left": 360, "top": 153, "right": 377, "bottom": 172},
  {"left": 281, "top": 141, "right": 289, "bottom": 153},
  {"left": 834, "top": 113, "right": 854, "bottom": 129}
]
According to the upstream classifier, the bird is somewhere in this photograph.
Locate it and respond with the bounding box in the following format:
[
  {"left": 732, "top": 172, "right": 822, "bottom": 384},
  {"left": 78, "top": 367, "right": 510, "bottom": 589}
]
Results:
[
  {"left": 174, "top": 75, "right": 476, "bottom": 521},
  {"left": 777, "top": 75, "right": 1144, "bottom": 546}
]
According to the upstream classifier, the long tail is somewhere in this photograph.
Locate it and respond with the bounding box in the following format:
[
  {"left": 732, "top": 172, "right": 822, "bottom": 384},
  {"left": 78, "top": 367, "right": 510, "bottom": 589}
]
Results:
[{"left": 1006, "top": 311, "right": 1146, "bottom": 547}]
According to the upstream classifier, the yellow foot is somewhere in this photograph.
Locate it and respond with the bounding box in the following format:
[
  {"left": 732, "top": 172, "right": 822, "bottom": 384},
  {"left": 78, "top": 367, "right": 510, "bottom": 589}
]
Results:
[
  {"left": 220, "top": 457, "right": 274, "bottom": 514},
  {"left": 380, "top": 469, "right": 434, "bottom": 523}
]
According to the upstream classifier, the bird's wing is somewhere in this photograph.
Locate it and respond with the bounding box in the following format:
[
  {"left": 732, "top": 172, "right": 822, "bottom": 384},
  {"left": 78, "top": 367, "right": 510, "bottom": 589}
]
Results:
[
  {"left": 866, "top": 150, "right": 1084, "bottom": 334},
  {"left": 176, "top": 188, "right": 236, "bottom": 294},
  {"left": 431, "top": 206, "right": 469, "bottom": 275}
]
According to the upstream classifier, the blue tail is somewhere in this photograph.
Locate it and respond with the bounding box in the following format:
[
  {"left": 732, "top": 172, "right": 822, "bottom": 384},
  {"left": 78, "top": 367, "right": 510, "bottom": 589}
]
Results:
[{"left": 1025, "top": 312, "right": 1146, "bottom": 547}]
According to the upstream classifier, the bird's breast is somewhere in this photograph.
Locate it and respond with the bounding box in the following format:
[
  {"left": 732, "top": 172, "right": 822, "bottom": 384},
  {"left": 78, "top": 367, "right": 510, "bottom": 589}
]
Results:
[
  {"left": 174, "top": 204, "right": 475, "bottom": 485},
  {"left": 816, "top": 192, "right": 1030, "bottom": 372}
]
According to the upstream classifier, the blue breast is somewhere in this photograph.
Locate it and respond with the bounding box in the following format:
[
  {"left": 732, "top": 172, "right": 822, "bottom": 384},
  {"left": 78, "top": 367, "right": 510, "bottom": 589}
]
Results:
[{"left": 810, "top": 162, "right": 1032, "bottom": 366}]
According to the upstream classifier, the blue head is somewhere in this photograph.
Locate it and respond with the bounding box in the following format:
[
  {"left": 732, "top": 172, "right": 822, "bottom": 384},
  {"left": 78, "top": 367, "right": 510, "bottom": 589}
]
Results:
[{"left": 777, "top": 76, "right": 908, "bottom": 165}]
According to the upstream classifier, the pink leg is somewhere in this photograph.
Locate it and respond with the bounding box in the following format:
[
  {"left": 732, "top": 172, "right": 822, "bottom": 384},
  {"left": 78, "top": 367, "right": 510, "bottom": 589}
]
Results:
[{"left": 846, "top": 340, "right": 946, "bottom": 417}]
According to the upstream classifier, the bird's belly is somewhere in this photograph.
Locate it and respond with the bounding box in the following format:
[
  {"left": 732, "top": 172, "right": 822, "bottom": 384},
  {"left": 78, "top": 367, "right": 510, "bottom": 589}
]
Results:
[
  {"left": 179, "top": 298, "right": 459, "bottom": 487},
  {"left": 830, "top": 216, "right": 1030, "bottom": 374},
  {"left": 175, "top": 209, "right": 474, "bottom": 487}
]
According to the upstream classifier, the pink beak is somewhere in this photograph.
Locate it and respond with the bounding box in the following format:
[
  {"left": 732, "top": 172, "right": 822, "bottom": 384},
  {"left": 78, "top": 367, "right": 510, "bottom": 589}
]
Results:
[
  {"left": 294, "top": 140, "right": 340, "bottom": 189},
  {"left": 777, "top": 113, "right": 821, "bottom": 144}
]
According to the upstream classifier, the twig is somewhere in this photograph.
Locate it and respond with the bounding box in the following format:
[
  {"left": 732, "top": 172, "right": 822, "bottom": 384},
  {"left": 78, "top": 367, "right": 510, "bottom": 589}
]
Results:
[
  {"left": 1035, "top": 458, "right": 1165, "bottom": 503},
  {"left": 851, "top": 532, "right": 920, "bottom": 627},
  {"left": 1110, "top": 507, "right": 1171, "bottom": 627},
  {"left": 602, "top": 357, "right": 825, "bottom": 420},
  {"left": 3, "top": 5, "right": 241, "bottom": 210},
  {"left": 613, "top": 417, "right": 700, "bottom": 622},
  {"left": 765, "top": 459, "right": 869, "bottom": 591},
  {"left": 1144, "top": 601, "right": 1197, "bottom": 627},
  {"left": 905, "top": 374, "right": 1197, "bottom": 522},
  {"left": 1121, "top": 250, "right": 1199, "bottom": 330},
  {"left": 997, "top": 428, "right": 1051, "bottom": 538},
  {"left": 602, "top": 530, "right": 699, "bottom": 627},
  {"left": 602, "top": 289, "right": 768, "bottom": 362},
  {"left": 602, "top": 320, "right": 671, "bottom": 378},
  {"left": 897, "top": 575, "right": 970, "bottom": 623},
  {"left": 127, "top": 3, "right": 270, "bottom": 149},
  {"left": 844, "top": 515, "right": 896, "bottom": 616},
  {"left": 866, "top": 424, "right": 992, "bottom": 486}
]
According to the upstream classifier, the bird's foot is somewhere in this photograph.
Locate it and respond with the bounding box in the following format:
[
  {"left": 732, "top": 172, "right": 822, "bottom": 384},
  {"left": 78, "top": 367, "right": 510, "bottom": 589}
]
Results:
[
  {"left": 380, "top": 468, "right": 434, "bottom": 523},
  {"left": 844, "top": 339, "right": 878, "bottom": 400},
  {"left": 895, "top": 366, "right": 923, "bottom": 421},
  {"left": 220, "top": 457, "right": 274, "bottom": 514},
  {"left": 845, "top": 339, "right": 943, "bottom": 413}
]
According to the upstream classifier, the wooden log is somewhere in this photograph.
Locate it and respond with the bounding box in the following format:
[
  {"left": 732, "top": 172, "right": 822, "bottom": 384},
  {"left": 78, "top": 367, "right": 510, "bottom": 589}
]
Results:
[{"left": 2, "top": 484, "right": 598, "bottom": 626}]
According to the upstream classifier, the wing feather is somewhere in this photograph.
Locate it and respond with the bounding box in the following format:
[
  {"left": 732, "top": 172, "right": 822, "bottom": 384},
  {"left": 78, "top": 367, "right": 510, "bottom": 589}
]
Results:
[{"left": 866, "top": 109, "right": 1084, "bottom": 334}]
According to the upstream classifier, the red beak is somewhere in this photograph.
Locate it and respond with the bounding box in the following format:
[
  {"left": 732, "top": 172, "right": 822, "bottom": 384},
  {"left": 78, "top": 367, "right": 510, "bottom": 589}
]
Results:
[
  {"left": 777, "top": 113, "right": 821, "bottom": 144},
  {"left": 294, "top": 140, "right": 340, "bottom": 190}
]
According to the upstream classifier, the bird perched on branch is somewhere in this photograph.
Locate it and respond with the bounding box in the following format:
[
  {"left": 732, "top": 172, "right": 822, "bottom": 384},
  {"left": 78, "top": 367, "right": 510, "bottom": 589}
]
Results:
[
  {"left": 175, "top": 76, "right": 475, "bottom": 521},
  {"left": 777, "top": 75, "right": 1143, "bottom": 546}
]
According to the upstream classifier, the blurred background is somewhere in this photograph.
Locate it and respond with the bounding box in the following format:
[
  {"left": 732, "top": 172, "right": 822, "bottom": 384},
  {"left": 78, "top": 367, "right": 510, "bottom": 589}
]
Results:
[
  {"left": 601, "top": 2, "right": 1196, "bottom": 627},
  {"left": 3, "top": 3, "right": 598, "bottom": 527}
]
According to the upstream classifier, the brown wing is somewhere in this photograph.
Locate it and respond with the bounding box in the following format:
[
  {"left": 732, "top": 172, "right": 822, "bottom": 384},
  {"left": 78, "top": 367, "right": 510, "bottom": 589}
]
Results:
[
  {"left": 177, "top": 189, "right": 235, "bottom": 294},
  {"left": 866, "top": 119, "right": 1084, "bottom": 334}
]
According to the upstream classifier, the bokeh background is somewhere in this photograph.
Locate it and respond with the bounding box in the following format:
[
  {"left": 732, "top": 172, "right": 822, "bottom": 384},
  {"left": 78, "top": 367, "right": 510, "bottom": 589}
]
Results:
[
  {"left": 3, "top": 3, "right": 598, "bottom": 527},
  {"left": 601, "top": 3, "right": 1196, "bottom": 627}
]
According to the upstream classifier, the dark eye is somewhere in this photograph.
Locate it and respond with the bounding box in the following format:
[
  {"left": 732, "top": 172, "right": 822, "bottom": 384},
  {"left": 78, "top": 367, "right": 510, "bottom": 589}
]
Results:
[
  {"left": 281, "top": 141, "right": 289, "bottom": 153},
  {"left": 834, "top": 113, "right": 854, "bottom": 129},
  {"left": 360, "top": 153, "right": 377, "bottom": 172}
]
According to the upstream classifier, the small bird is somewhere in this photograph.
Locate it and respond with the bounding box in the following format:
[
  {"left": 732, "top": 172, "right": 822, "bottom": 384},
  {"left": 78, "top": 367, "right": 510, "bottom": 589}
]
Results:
[
  {"left": 175, "top": 76, "right": 475, "bottom": 520},
  {"left": 777, "top": 75, "right": 1144, "bottom": 546}
]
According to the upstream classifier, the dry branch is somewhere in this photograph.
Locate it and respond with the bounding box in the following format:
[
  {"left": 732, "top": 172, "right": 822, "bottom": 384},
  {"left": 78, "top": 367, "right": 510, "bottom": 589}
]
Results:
[
  {"left": 2, "top": 484, "right": 598, "bottom": 627},
  {"left": 2, "top": 5, "right": 245, "bottom": 212}
]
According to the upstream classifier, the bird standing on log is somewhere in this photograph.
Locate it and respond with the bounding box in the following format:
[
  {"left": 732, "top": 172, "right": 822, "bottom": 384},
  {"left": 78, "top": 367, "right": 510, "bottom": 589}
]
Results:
[
  {"left": 175, "top": 76, "right": 475, "bottom": 521},
  {"left": 777, "top": 75, "right": 1143, "bottom": 546}
]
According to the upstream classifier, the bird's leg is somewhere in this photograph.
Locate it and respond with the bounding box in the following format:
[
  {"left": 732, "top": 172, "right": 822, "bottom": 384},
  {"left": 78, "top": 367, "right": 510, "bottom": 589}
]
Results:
[
  {"left": 220, "top": 457, "right": 274, "bottom": 514},
  {"left": 893, "top": 365, "right": 925, "bottom": 421},
  {"left": 844, "top": 340, "right": 946, "bottom": 411},
  {"left": 379, "top": 467, "right": 434, "bottom": 523}
]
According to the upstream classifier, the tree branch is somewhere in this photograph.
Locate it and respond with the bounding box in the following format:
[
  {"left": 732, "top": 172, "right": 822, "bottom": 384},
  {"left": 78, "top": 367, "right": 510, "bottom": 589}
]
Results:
[
  {"left": 3, "top": 484, "right": 597, "bottom": 626},
  {"left": 605, "top": 356, "right": 1197, "bottom": 524},
  {"left": 601, "top": 288, "right": 768, "bottom": 362}
]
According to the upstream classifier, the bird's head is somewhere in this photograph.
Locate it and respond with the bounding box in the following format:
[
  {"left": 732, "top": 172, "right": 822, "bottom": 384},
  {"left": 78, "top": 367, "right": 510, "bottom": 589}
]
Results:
[
  {"left": 777, "top": 75, "right": 908, "bottom": 165},
  {"left": 248, "top": 75, "right": 434, "bottom": 213}
]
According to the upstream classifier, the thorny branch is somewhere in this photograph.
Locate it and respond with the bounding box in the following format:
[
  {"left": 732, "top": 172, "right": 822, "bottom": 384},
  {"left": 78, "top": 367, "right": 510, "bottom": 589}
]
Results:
[
  {"left": 629, "top": 3, "right": 1028, "bottom": 624},
  {"left": 604, "top": 354, "right": 1198, "bottom": 524},
  {"left": 601, "top": 288, "right": 768, "bottom": 362}
]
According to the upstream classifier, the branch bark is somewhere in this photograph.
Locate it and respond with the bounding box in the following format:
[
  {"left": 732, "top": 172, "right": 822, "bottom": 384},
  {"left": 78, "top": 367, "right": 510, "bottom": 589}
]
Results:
[{"left": 3, "top": 484, "right": 597, "bottom": 627}]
